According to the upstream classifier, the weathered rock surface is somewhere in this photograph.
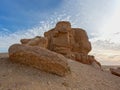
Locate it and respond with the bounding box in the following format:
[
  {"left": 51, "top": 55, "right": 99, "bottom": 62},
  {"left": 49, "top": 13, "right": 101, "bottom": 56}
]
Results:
[
  {"left": 44, "top": 21, "right": 100, "bottom": 67},
  {"left": 9, "top": 44, "right": 70, "bottom": 76},
  {"left": 20, "top": 39, "right": 31, "bottom": 44},
  {"left": 110, "top": 68, "right": 120, "bottom": 77},
  {"left": 44, "top": 21, "right": 71, "bottom": 55},
  {"left": 21, "top": 36, "right": 48, "bottom": 48},
  {"left": 44, "top": 21, "right": 91, "bottom": 55},
  {"left": 20, "top": 21, "right": 100, "bottom": 68},
  {"left": 9, "top": 21, "right": 101, "bottom": 76}
]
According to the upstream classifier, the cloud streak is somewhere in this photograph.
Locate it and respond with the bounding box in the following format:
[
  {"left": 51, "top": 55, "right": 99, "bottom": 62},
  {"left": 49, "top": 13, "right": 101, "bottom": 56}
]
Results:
[{"left": 90, "top": 33, "right": 120, "bottom": 65}]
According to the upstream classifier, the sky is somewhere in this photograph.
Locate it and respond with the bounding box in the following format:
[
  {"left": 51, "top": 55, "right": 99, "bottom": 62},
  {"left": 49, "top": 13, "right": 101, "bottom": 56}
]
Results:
[{"left": 0, "top": 0, "right": 120, "bottom": 65}]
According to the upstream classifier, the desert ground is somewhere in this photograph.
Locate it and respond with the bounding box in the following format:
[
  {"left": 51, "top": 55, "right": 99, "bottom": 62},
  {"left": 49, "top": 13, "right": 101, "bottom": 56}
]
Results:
[{"left": 0, "top": 53, "right": 120, "bottom": 90}]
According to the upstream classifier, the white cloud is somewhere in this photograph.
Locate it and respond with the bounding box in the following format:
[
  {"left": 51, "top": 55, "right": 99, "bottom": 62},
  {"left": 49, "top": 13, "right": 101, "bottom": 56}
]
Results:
[
  {"left": 90, "top": 33, "right": 120, "bottom": 65},
  {"left": 89, "top": 1, "right": 120, "bottom": 65}
]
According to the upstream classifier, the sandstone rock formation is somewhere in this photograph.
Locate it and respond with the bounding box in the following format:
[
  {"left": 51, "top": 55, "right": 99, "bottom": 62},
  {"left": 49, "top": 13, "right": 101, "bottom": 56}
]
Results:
[
  {"left": 21, "top": 36, "right": 48, "bottom": 48},
  {"left": 110, "top": 67, "right": 120, "bottom": 77},
  {"left": 9, "top": 44, "right": 70, "bottom": 76},
  {"left": 44, "top": 21, "right": 100, "bottom": 68},
  {"left": 44, "top": 21, "right": 91, "bottom": 55},
  {"left": 9, "top": 21, "right": 101, "bottom": 76}
]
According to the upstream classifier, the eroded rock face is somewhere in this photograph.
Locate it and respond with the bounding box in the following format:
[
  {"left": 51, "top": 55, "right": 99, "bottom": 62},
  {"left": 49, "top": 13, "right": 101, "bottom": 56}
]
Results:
[
  {"left": 72, "top": 28, "right": 91, "bottom": 54},
  {"left": 20, "top": 39, "right": 31, "bottom": 44},
  {"left": 21, "top": 36, "right": 48, "bottom": 48},
  {"left": 9, "top": 44, "right": 70, "bottom": 76},
  {"left": 9, "top": 21, "right": 101, "bottom": 76},
  {"left": 20, "top": 21, "right": 100, "bottom": 67},
  {"left": 44, "top": 22, "right": 91, "bottom": 55},
  {"left": 44, "top": 21, "right": 99, "bottom": 67}
]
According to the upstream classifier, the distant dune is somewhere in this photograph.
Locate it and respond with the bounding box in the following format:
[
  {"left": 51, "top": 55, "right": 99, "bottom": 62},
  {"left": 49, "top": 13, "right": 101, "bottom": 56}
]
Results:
[{"left": 0, "top": 53, "right": 120, "bottom": 90}]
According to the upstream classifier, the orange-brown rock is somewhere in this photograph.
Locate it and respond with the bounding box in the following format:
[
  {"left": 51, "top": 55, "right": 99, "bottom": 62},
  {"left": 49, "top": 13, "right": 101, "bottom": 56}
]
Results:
[
  {"left": 21, "top": 36, "right": 48, "bottom": 48},
  {"left": 110, "top": 68, "right": 120, "bottom": 77},
  {"left": 9, "top": 21, "right": 101, "bottom": 76},
  {"left": 55, "top": 21, "right": 71, "bottom": 31},
  {"left": 20, "top": 39, "right": 31, "bottom": 44},
  {"left": 9, "top": 44, "right": 70, "bottom": 76},
  {"left": 74, "top": 53, "right": 101, "bottom": 68},
  {"left": 71, "top": 28, "right": 91, "bottom": 54},
  {"left": 44, "top": 21, "right": 100, "bottom": 68},
  {"left": 44, "top": 21, "right": 72, "bottom": 55},
  {"left": 44, "top": 21, "right": 91, "bottom": 55},
  {"left": 89, "top": 57, "right": 101, "bottom": 69}
]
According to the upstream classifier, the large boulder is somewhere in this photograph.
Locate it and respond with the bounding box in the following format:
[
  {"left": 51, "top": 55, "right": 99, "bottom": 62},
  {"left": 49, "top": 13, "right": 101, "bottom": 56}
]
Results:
[
  {"left": 9, "top": 44, "right": 70, "bottom": 76},
  {"left": 71, "top": 28, "right": 91, "bottom": 54}
]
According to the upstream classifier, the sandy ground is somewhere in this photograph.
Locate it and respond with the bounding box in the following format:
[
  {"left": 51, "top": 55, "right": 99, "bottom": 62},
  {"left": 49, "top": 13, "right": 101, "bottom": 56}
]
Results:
[{"left": 0, "top": 53, "right": 120, "bottom": 90}]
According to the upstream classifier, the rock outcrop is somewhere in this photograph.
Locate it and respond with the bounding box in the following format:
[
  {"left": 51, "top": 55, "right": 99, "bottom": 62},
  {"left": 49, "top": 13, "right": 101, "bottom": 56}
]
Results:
[
  {"left": 110, "top": 67, "right": 120, "bottom": 77},
  {"left": 21, "top": 36, "right": 48, "bottom": 48},
  {"left": 8, "top": 21, "right": 101, "bottom": 76},
  {"left": 9, "top": 44, "right": 70, "bottom": 76},
  {"left": 44, "top": 21, "right": 100, "bottom": 67},
  {"left": 44, "top": 21, "right": 91, "bottom": 55}
]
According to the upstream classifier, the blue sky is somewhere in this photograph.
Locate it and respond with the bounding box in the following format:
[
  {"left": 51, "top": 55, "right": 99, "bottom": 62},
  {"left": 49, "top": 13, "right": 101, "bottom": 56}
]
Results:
[
  {"left": 0, "top": 0, "right": 120, "bottom": 65},
  {"left": 0, "top": 0, "right": 63, "bottom": 32}
]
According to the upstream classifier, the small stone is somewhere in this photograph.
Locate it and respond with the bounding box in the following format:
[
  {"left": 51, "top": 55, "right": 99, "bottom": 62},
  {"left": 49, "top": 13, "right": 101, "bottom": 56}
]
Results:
[
  {"left": 62, "top": 82, "right": 69, "bottom": 87},
  {"left": 47, "top": 81, "right": 51, "bottom": 85},
  {"left": 110, "top": 68, "right": 120, "bottom": 77}
]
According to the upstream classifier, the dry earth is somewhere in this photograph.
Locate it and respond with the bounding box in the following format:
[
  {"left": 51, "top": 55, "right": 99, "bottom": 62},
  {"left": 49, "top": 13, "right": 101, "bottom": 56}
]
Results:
[{"left": 0, "top": 53, "right": 120, "bottom": 90}]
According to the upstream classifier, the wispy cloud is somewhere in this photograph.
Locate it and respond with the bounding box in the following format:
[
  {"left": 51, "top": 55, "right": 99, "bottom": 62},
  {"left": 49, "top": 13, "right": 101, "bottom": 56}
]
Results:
[
  {"left": 90, "top": 32, "right": 120, "bottom": 65},
  {"left": 0, "top": 14, "right": 72, "bottom": 52}
]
